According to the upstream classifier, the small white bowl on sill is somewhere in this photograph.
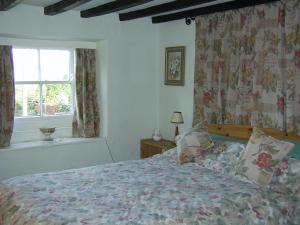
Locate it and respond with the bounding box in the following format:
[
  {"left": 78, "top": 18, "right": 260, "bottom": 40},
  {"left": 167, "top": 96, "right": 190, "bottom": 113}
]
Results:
[{"left": 39, "top": 127, "right": 56, "bottom": 141}]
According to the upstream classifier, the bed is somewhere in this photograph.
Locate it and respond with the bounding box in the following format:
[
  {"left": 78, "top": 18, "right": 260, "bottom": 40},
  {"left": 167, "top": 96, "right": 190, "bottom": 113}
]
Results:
[{"left": 0, "top": 125, "right": 299, "bottom": 225}]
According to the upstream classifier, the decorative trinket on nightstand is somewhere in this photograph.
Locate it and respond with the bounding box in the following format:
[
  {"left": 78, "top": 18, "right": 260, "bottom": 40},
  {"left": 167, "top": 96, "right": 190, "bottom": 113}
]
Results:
[{"left": 152, "top": 129, "right": 162, "bottom": 141}]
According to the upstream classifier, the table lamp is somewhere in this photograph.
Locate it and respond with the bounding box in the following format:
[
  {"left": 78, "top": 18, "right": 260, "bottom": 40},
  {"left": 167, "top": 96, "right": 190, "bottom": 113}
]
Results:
[{"left": 170, "top": 111, "right": 184, "bottom": 137}]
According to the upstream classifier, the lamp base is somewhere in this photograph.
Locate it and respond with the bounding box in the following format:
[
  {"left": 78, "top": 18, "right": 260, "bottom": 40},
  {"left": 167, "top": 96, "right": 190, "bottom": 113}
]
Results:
[{"left": 175, "top": 124, "right": 179, "bottom": 137}]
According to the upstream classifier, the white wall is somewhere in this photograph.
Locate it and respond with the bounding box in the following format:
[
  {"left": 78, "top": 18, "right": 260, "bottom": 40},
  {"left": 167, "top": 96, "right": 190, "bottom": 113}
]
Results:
[
  {"left": 158, "top": 21, "right": 196, "bottom": 139},
  {"left": 0, "top": 4, "right": 159, "bottom": 179},
  {"left": 0, "top": 139, "right": 111, "bottom": 181},
  {"left": 0, "top": 4, "right": 198, "bottom": 180}
]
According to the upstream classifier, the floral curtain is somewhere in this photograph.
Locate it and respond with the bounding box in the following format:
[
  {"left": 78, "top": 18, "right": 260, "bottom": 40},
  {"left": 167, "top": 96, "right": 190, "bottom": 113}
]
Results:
[
  {"left": 0, "top": 46, "right": 15, "bottom": 147},
  {"left": 193, "top": 0, "right": 300, "bottom": 135},
  {"left": 72, "top": 48, "right": 100, "bottom": 137}
]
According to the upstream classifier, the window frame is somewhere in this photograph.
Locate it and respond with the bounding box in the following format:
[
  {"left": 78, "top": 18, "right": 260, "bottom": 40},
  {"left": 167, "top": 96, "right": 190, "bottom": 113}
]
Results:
[{"left": 13, "top": 47, "right": 76, "bottom": 119}]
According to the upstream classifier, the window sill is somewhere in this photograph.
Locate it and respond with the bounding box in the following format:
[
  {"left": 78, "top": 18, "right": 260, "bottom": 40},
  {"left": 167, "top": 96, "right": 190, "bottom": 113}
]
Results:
[
  {"left": 14, "top": 114, "right": 73, "bottom": 120},
  {"left": 0, "top": 137, "right": 103, "bottom": 152}
]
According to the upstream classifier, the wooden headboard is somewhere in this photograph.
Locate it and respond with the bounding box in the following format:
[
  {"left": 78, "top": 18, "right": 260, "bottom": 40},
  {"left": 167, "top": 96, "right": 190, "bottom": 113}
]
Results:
[{"left": 207, "top": 124, "right": 300, "bottom": 142}]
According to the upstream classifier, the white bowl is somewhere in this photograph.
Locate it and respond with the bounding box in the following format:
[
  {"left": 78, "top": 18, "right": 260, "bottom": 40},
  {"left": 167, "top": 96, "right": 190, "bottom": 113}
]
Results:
[{"left": 39, "top": 127, "right": 55, "bottom": 141}]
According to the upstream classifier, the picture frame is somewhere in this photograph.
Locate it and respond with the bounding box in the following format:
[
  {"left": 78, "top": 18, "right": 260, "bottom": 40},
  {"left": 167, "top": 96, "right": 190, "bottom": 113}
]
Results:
[{"left": 164, "top": 46, "right": 185, "bottom": 86}]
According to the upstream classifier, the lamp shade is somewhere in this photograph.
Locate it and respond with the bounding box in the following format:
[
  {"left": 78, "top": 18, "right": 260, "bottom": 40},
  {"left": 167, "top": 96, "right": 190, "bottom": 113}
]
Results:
[{"left": 170, "top": 111, "right": 184, "bottom": 124}]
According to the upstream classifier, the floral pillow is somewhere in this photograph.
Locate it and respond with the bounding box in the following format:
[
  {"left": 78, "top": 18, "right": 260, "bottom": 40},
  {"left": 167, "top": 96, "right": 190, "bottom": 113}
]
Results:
[
  {"left": 196, "top": 141, "right": 246, "bottom": 175},
  {"left": 176, "top": 128, "right": 214, "bottom": 164},
  {"left": 235, "top": 128, "right": 294, "bottom": 186}
]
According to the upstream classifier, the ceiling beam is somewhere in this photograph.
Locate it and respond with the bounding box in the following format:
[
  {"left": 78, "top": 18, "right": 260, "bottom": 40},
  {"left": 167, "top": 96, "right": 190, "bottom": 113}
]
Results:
[
  {"left": 44, "top": 0, "right": 92, "bottom": 16},
  {"left": 81, "top": 0, "right": 154, "bottom": 18},
  {"left": 152, "top": 0, "right": 279, "bottom": 24},
  {"left": 0, "top": 0, "right": 21, "bottom": 11},
  {"left": 119, "top": 0, "right": 217, "bottom": 21}
]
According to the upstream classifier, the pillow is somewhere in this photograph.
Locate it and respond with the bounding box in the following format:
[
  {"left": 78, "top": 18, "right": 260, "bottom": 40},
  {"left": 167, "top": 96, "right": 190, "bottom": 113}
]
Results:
[
  {"left": 210, "top": 134, "right": 247, "bottom": 145},
  {"left": 211, "top": 134, "right": 300, "bottom": 159},
  {"left": 287, "top": 140, "right": 300, "bottom": 159},
  {"left": 196, "top": 141, "right": 246, "bottom": 175},
  {"left": 176, "top": 127, "right": 214, "bottom": 164},
  {"left": 235, "top": 128, "right": 294, "bottom": 186}
]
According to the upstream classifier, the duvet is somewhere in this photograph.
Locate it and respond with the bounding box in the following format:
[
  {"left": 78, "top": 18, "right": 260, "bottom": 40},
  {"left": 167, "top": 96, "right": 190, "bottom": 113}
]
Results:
[{"left": 0, "top": 148, "right": 299, "bottom": 225}]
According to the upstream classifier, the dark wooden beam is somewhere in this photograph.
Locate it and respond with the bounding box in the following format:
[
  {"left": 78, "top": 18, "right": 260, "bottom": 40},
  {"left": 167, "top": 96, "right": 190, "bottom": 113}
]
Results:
[
  {"left": 81, "top": 0, "right": 154, "bottom": 18},
  {"left": 44, "top": 0, "right": 92, "bottom": 16},
  {"left": 0, "top": 0, "right": 21, "bottom": 11},
  {"left": 152, "top": 0, "right": 279, "bottom": 24},
  {"left": 119, "top": 0, "right": 217, "bottom": 21}
]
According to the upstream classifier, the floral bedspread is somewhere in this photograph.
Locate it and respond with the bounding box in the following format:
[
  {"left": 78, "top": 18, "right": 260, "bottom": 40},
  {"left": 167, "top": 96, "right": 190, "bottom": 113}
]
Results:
[{"left": 0, "top": 149, "right": 299, "bottom": 225}]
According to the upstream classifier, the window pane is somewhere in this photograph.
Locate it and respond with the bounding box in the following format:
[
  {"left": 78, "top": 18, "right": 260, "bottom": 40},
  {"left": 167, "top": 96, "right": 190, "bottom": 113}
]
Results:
[
  {"left": 40, "top": 50, "right": 70, "bottom": 81},
  {"left": 15, "top": 84, "right": 40, "bottom": 117},
  {"left": 13, "top": 49, "right": 39, "bottom": 81},
  {"left": 42, "top": 84, "right": 72, "bottom": 116}
]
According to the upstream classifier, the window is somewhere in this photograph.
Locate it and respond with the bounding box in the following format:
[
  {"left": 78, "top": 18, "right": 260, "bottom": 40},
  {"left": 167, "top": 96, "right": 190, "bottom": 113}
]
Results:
[{"left": 13, "top": 48, "right": 74, "bottom": 117}]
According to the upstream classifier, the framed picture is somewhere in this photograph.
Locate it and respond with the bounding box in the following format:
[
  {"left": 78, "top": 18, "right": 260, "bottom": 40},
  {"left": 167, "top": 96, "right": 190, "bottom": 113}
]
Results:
[{"left": 165, "top": 46, "right": 185, "bottom": 86}]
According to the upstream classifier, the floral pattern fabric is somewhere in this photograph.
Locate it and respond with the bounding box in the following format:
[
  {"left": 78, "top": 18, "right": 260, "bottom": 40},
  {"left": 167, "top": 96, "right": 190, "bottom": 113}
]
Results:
[
  {"left": 193, "top": 0, "right": 300, "bottom": 135},
  {"left": 176, "top": 127, "right": 214, "bottom": 164},
  {"left": 0, "top": 45, "right": 15, "bottom": 148},
  {"left": 72, "top": 48, "right": 100, "bottom": 138},
  {"left": 236, "top": 128, "right": 294, "bottom": 186},
  {"left": 0, "top": 148, "right": 299, "bottom": 225},
  {"left": 196, "top": 140, "right": 246, "bottom": 176},
  {"left": 270, "top": 157, "right": 300, "bottom": 197}
]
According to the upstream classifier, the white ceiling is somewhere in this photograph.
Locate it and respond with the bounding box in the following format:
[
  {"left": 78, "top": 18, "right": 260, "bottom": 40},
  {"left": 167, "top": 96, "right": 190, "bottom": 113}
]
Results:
[
  {"left": 20, "top": 0, "right": 232, "bottom": 16},
  {"left": 21, "top": 0, "right": 174, "bottom": 12},
  {"left": 21, "top": 0, "right": 58, "bottom": 7}
]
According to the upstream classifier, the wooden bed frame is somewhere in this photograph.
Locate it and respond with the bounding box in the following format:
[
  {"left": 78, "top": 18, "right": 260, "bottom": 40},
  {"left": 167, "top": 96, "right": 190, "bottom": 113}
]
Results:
[{"left": 207, "top": 124, "right": 300, "bottom": 141}]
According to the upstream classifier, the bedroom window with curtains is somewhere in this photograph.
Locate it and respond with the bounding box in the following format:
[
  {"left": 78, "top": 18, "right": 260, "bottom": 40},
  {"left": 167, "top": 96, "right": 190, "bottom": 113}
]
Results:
[{"left": 13, "top": 48, "right": 75, "bottom": 118}]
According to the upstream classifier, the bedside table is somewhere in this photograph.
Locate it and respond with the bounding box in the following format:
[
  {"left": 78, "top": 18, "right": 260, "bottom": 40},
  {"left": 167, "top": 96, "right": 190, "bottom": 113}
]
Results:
[{"left": 140, "top": 139, "right": 176, "bottom": 159}]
